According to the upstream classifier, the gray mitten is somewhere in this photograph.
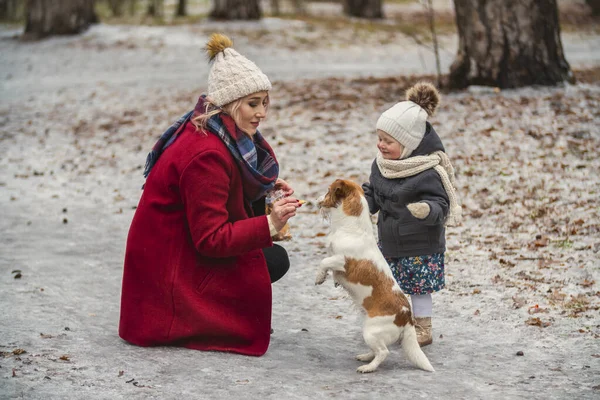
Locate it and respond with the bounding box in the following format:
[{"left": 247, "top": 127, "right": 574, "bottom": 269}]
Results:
[{"left": 407, "top": 202, "right": 431, "bottom": 219}]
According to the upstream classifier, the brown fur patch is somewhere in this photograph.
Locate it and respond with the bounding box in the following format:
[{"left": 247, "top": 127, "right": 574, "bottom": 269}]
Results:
[
  {"left": 322, "top": 179, "right": 364, "bottom": 217},
  {"left": 343, "top": 258, "right": 413, "bottom": 327}
]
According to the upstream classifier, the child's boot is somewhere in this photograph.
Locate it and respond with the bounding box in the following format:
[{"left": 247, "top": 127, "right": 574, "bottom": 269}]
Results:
[{"left": 415, "top": 317, "right": 433, "bottom": 347}]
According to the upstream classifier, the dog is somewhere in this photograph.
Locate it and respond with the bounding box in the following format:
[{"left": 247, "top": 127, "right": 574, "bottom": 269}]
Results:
[{"left": 315, "top": 179, "right": 434, "bottom": 373}]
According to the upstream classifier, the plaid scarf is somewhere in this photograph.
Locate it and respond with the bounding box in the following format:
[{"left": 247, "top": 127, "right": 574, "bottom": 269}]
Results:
[{"left": 143, "top": 96, "right": 279, "bottom": 202}]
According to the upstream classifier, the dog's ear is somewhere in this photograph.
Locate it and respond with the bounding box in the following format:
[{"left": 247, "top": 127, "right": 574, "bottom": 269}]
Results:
[
  {"left": 331, "top": 179, "right": 352, "bottom": 202},
  {"left": 333, "top": 179, "right": 364, "bottom": 217}
]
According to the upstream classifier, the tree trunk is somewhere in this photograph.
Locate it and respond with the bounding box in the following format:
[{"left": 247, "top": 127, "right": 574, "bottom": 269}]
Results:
[
  {"left": 147, "top": 0, "right": 164, "bottom": 17},
  {"left": 449, "top": 0, "right": 572, "bottom": 89},
  {"left": 176, "top": 0, "right": 187, "bottom": 17},
  {"left": 292, "top": 0, "right": 306, "bottom": 15},
  {"left": 585, "top": 0, "right": 600, "bottom": 15},
  {"left": 108, "top": 0, "right": 125, "bottom": 17},
  {"left": 128, "top": 0, "right": 137, "bottom": 15},
  {"left": 343, "top": 0, "right": 383, "bottom": 19},
  {"left": 270, "top": 0, "right": 280, "bottom": 16},
  {"left": 24, "top": 0, "right": 97, "bottom": 39},
  {"left": 0, "top": 0, "right": 19, "bottom": 21},
  {"left": 210, "top": 0, "right": 261, "bottom": 20}
]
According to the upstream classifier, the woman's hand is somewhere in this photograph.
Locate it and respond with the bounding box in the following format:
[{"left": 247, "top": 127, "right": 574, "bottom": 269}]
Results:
[
  {"left": 275, "top": 178, "right": 294, "bottom": 197},
  {"left": 270, "top": 197, "right": 300, "bottom": 232}
]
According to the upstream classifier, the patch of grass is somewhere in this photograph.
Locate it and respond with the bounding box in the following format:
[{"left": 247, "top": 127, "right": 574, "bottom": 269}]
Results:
[
  {"left": 275, "top": 11, "right": 455, "bottom": 41},
  {"left": 554, "top": 239, "right": 574, "bottom": 249}
]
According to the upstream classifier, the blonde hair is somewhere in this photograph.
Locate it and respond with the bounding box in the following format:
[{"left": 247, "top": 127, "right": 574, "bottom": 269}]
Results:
[{"left": 192, "top": 98, "right": 243, "bottom": 132}]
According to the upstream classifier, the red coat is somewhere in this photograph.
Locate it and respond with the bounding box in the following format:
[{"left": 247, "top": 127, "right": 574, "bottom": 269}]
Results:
[{"left": 119, "top": 121, "right": 274, "bottom": 356}]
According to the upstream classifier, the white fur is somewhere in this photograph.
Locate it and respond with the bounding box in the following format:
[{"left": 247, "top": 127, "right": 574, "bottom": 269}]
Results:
[{"left": 316, "top": 189, "right": 434, "bottom": 373}]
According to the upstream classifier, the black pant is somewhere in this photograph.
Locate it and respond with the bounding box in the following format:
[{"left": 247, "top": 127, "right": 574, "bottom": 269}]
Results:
[{"left": 263, "top": 244, "right": 289, "bottom": 283}]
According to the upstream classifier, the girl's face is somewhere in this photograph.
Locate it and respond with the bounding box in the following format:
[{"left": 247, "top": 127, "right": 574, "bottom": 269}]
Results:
[
  {"left": 231, "top": 91, "right": 269, "bottom": 135},
  {"left": 377, "top": 129, "right": 404, "bottom": 160}
]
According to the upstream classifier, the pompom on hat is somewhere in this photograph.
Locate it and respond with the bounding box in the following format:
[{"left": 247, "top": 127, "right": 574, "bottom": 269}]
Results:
[
  {"left": 205, "top": 33, "right": 272, "bottom": 107},
  {"left": 376, "top": 82, "right": 440, "bottom": 158}
]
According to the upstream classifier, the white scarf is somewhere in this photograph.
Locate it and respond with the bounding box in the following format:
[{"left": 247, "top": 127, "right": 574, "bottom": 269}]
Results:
[{"left": 376, "top": 151, "right": 462, "bottom": 226}]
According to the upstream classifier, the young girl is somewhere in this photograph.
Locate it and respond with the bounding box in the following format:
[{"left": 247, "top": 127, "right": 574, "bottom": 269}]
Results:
[{"left": 362, "top": 82, "right": 462, "bottom": 347}]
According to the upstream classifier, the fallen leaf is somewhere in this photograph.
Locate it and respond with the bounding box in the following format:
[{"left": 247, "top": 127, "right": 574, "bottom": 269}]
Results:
[
  {"left": 525, "top": 317, "right": 551, "bottom": 328},
  {"left": 580, "top": 279, "right": 595, "bottom": 288},
  {"left": 59, "top": 355, "right": 70, "bottom": 361},
  {"left": 12, "top": 349, "right": 26, "bottom": 355}
]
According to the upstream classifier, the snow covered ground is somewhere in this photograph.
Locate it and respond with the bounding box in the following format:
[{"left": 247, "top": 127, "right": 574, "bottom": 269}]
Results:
[{"left": 1, "top": 9, "right": 599, "bottom": 400}]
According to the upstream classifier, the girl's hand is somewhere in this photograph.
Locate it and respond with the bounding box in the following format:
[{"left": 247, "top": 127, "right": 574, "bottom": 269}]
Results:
[
  {"left": 270, "top": 197, "right": 300, "bottom": 231},
  {"left": 275, "top": 178, "right": 294, "bottom": 197},
  {"left": 407, "top": 202, "right": 431, "bottom": 219}
]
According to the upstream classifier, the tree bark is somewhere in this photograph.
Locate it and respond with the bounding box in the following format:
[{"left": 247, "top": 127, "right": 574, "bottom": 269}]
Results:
[
  {"left": 108, "top": 0, "right": 125, "bottom": 17},
  {"left": 176, "top": 0, "right": 187, "bottom": 17},
  {"left": 24, "top": 0, "right": 97, "bottom": 39},
  {"left": 585, "top": 0, "right": 600, "bottom": 15},
  {"left": 147, "top": 0, "right": 164, "bottom": 17},
  {"left": 0, "top": 0, "right": 19, "bottom": 20},
  {"left": 343, "top": 0, "right": 383, "bottom": 19},
  {"left": 449, "top": 0, "right": 572, "bottom": 89},
  {"left": 128, "top": 0, "right": 137, "bottom": 16},
  {"left": 270, "top": 0, "right": 280, "bottom": 16},
  {"left": 210, "top": 0, "right": 261, "bottom": 20}
]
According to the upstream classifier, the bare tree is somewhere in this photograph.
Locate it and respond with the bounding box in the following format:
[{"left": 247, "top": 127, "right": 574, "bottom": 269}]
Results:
[
  {"left": 449, "top": 0, "right": 572, "bottom": 89},
  {"left": 108, "top": 0, "right": 125, "bottom": 16},
  {"left": 292, "top": 0, "right": 306, "bottom": 15},
  {"left": 147, "top": 0, "right": 164, "bottom": 17},
  {"left": 24, "top": 0, "right": 97, "bottom": 39},
  {"left": 343, "top": 0, "right": 383, "bottom": 19},
  {"left": 176, "top": 0, "right": 187, "bottom": 17},
  {"left": 0, "top": 0, "right": 19, "bottom": 20},
  {"left": 425, "top": 0, "right": 441, "bottom": 87},
  {"left": 270, "top": 0, "right": 280, "bottom": 16},
  {"left": 128, "top": 0, "right": 137, "bottom": 15},
  {"left": 210, "top": 0, "right": 261, "bottom": 20},
  {"left": 585, "top": 0, "right": 600, "bottom": 15}
]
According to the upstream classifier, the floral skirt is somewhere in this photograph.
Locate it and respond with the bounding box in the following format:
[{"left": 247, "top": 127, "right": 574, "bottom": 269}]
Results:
[{"left": 384, "top": 253, "right": 445, "bottom": 295}]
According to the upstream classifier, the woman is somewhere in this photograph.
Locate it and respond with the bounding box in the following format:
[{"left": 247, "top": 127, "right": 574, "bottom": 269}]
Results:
[{"left": 119, "top": 34, "right": 300, "bottom": 356}]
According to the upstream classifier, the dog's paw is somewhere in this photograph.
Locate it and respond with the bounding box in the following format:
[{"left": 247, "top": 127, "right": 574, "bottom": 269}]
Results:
[
  {"left": 315, "top": 270, "right": 328, "bottom": 285},
  {"left": 355, "top": 352, "right": 375, "bottom": 362},
  {"left": 356, "top": 364, "right": 377, "bottom": 374}
]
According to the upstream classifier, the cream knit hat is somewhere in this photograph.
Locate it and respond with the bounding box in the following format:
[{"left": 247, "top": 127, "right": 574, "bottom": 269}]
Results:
[
  {"left": 205, "top": 33, "right": 272, "bottom": 107},
  {"left": 376, "top": 82, "right": 440, "bottom": 158}
]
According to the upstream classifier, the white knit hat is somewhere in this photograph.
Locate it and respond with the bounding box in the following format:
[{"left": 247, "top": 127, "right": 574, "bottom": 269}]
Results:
[
  {"left": 376, "top": 82, "right": 440, "bottom": 158},
  {"left": 205, "top": 33, "right": 271, "bottom": 107}
]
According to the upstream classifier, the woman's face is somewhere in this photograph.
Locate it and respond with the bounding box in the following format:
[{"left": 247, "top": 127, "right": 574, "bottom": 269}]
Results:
[
  {"left": 377, "top": 129, "right": 404, "bottom": 160},
  {"left": 230, "top": 91, "right": 269, "bottom": 135}
]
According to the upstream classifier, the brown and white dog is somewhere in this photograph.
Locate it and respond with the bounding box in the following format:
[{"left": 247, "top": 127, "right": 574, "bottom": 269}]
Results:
[{"left": 316, "top": 179, "right": 434, "bottom": 373}]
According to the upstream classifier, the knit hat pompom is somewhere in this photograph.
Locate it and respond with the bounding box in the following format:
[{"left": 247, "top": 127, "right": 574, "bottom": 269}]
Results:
[
  {"left": 205, "top": 33, "right": 233, "bottom": 62},
  {"left": 406, "top": 82, "right": 439, "bottom": 116}
]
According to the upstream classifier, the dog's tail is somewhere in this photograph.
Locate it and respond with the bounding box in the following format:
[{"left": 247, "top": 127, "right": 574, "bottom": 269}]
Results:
[{"left": 401, "top": 325, "right": 435, "bottom": 372}]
